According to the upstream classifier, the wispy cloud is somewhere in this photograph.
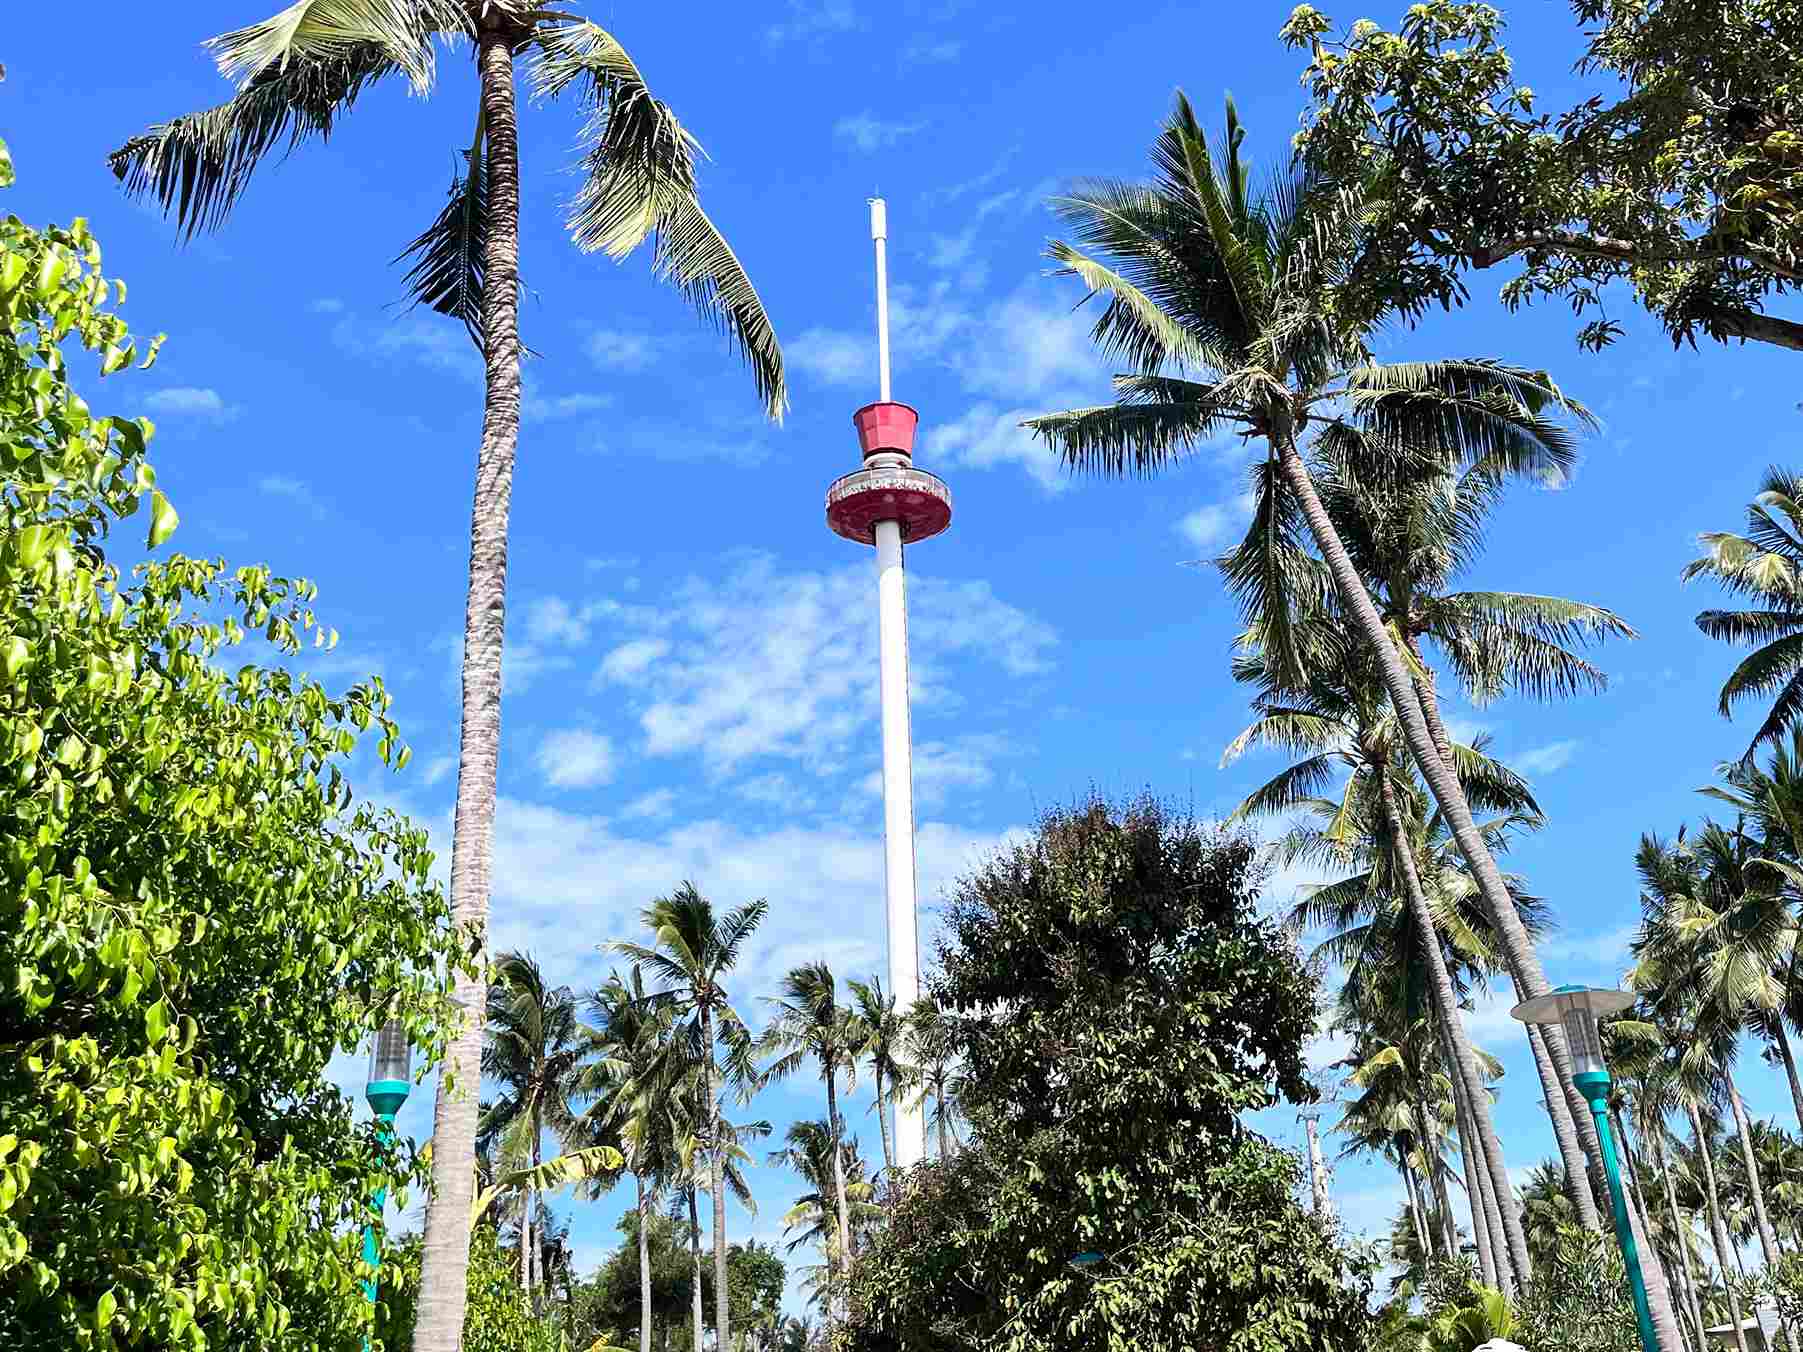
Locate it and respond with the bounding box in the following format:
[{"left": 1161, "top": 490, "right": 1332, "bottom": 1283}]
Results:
[
  {"left": 524, "top": 389, "right": 614, "bottom": 422},
  {"left": 925, "top": 404, "right": 1065, "bottom": 492},
  {"left": 586, "top": 329, "right": 657, "bottom": 372},
  {"left": 260, "top": 475, "right": 327, "bottom": 519},
  {"left": 834, "top": 112, "right": 925, "bottom": 153},
  {"left": 765, "top": 0, "right": 858, "bottom": 45},
  {"left": 1516, "top": 739, "right": 1581, "bottom": 775},
  {"left": 789, "top": 328, "right": 870, "bottom": 386},
  {"left": 1176, "top": 491, "right": 1255, "bottom": 551},
  {"left": 335, "top": 314, "right": 481, "bottom": 382},
  {"left": 535, "top": 729, "right": 617, "bottom": 790},
  {"left": 145, "top": 386, "right": 239, "bottom": 421}
]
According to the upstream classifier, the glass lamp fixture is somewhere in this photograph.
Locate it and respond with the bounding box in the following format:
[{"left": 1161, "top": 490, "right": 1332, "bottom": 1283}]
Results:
[
  {"left": 1509, "top": 984, "right": 1633, "bottom": 1080},
  {"left": 365, "top": 1020, "right": 411, "bottom": 1121}
]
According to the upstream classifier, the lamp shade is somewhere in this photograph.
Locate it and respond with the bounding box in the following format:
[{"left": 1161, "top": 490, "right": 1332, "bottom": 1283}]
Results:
[
  {"left": 1509, "top": 984, "right": 1634, "bottom": 1077},
  {"left": 368, "top": 1019, "right": 411, "bottom": 1088}
]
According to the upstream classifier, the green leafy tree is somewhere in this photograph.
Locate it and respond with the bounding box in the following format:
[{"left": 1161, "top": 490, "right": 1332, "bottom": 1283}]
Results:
[
  {"left": 375, "top": 1226, "right": 562, "bottom": 1352},
  {"left": 842, "top": 796, "right": 1373, "bottom": 1352},
  {"left": 111, "top": 12, "right": 787, "bottom": 1343},
  {"left": 1282, "top": 1, "right": 1803, "bottom": 353},
  {"left": 0, "top": 150, "right": 460, "bottom": 1349}
]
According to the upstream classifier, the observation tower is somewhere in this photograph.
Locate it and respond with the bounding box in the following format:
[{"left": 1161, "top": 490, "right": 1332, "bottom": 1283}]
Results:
[{"left": 825, "top": 199, "right": 951, "bottom": 1170}]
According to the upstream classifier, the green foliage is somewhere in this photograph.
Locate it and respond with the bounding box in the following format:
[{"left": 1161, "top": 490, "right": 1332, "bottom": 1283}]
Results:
[
  {"left": 0, "top": 151, "right": 461, "bottom": 1349},
  {"left": 564, "top": 1216, "right": 783, "bottom": 1352},
  {"left": 1283, "top": 0, "right": 1803, "bottom": 351},
  {"left": 841, "top": 796, "right": 1373, "bottom": 1352},
  {"left": 1511, "top": 1227, "right": 1639, "bottom": 1352},
  {"left": 376, "top": 1227, "right": 565, "bottom": 1352}
]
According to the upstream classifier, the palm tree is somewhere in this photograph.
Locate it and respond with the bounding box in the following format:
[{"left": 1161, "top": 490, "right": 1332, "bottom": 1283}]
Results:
[
  {"left": 1686, "top": 469, "right": 1803, "bottom": 759},
  {"left": 768, "top": 1119, "right": 880, "bottom": 1314},
  {"left": 848, "top": 975, "right": 913, "bottom": 1179},
  {"left": 905, "top": 1000, "right": 962, "bottom": 1160},
  {"left": 762, "top": 962, "right": 863, "bottom": 1278},
  {"left": 1227, "top": 632, "right": 1540, "bottom": 1286},
  {"left": 481, "top": 951, "right": 590, "bottom": 1296},
  {"left": 612, "top": 883, "right": 768, "bottom": 1352},
  {"left": 1020, "top": 92, "right": 1609, "bottom": 1181},
  {"left": 112, "top": 15, "right": 786, "bottom": 1344}
]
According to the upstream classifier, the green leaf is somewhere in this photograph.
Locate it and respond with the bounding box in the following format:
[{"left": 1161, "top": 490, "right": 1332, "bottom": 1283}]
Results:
[
  {"left": 145, "top": 997, "right": 168, "bottom": 1047},
  {"left": 0, "top": 137, "right": 14, "bottom": 190},
  {"left": 146, "top": 491, "right": 179, "bottom": 549},
  {"left": 15, "top": 524, "right": 53, "bottom": 569},
  {"left": 96, "top": 1289, "right": 116, "bottom": 1328},
  {"left": 1, "top": 637, "right": 29, "bottom": 681}
]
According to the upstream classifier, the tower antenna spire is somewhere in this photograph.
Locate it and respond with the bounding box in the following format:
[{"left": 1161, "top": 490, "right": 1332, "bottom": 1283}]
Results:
[{"left": 869, "top": 197, "right": 891, "bottom": 402}]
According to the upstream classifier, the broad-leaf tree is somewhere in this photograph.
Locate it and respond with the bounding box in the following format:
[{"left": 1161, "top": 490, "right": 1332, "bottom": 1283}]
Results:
[
  {"left": 110, "top": 12, "right": 786, "bottom": 1345},
  {"left": 1282, "top": 1, "right": 1803, "bottom": 354},
  {"left": 0, "top": 156, "right": 461, "bottom": 1349}
]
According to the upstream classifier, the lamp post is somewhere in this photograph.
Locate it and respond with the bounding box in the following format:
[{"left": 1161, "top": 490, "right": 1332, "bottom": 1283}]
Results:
[
  {"left": 1511, "top": 984, "right": 1652, "bottom": 1352},
  {"left": 363, "top": 1020, "right": 412, "bottom": 1346}
]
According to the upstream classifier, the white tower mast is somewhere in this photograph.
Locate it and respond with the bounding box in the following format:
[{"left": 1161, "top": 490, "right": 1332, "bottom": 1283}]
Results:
[{"left": 825, "top": 200, "right": 953, "bottom": 1171}]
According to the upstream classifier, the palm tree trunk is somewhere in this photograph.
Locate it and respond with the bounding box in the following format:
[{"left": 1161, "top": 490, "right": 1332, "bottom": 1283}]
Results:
[
  {"left": 1401, "top": 1163, "right": 1431, "bottom": 1260},
  {"left": 1652, "top": 1128, "right": 1710, "bottom": 1352},
  {"left": 1438, "top": 1013, "right": 1503, "bottom": 1290},
  {"left": 1523, "top": 1021, "right": 1605, "bottom": 1230},
  {"left": 412, "top": 21, "right": 524, "bottom": 1352},
  {"left": 702, "top": 1009, "right": 730, "bottom": 1352},
  {"left": 638, "top": 1175, "right": 653, "bottom": 1352},
  {"left": 1377, "top": 769, "right": 1530, "bottom": 1286},
  {"left": 688, "top": 1188, "right": 705, "bottom": 1352},
  {"left": 1690, "top": 1100, "right": 1753, "bottom": 1352},
  {"left": 825, "top": 1068, "right": 853, "bottom": 1270},
  {"left": 1726, "top": 1072, "right": 1796, "bottom": 1351},
  {"left": 937, "top": 1095, "right": 952, "bottom": 1162},
  {"left": 1772, "top": 1017, "right": 1803, "bottom": 1132},
  {"left": 873, "top": 1067, "right": 894, "bottom": 1178},
  {"left": 522, "top": 1100, "right": 538, "bottom": 1295}
]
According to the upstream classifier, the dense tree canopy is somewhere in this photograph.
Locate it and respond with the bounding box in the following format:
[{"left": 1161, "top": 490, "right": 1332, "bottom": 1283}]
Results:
[
  {"left": 842, "top": 797, "right": 1372, "bottom": 1352},
  {"left": 1283, "top": 0, "right": 1803, "bottom": 352},
  {"left": 0, "top": 144, "right": 462, "bottom": 1350}
]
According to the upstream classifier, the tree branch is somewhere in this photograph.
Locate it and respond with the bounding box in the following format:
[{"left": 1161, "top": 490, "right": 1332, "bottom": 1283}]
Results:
[
  {"left": 1471, "top": 230, "right": 1800, "bottom": 283},
  {"left": 1706, "top": 308, "right": 1803, "bottom": 354}
]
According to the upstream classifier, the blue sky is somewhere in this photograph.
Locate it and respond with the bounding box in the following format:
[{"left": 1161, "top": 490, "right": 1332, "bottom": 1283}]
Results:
[{"left": 7, "top": 0, "right": 1803, "bottom": 1307}]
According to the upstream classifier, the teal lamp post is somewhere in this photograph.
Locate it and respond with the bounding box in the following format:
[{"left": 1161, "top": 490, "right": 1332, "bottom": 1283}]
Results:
[
  {"left": 363, "top": 1021, "right": 411, "bottom": 1346},
  {"left": 1511, "top": 984, "right": 1652, "bottom": 1352}
]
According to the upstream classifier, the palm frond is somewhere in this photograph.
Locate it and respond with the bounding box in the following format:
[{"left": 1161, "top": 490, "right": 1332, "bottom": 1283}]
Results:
[
  {"left": 395, "top": 127, "right": 495, "bottom": 348},
  {"left": 206, "top": 0, "right": 465, "bottom": 94}
]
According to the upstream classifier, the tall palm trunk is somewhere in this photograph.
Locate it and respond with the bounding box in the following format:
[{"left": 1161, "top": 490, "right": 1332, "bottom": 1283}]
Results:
[
  {"left": 1652, "top": 1127, "right": 1710, "bottom": 1352},
  {"left": 637, "top": 1175, "right": 652, "bottom": 1352},
  {"left": 1690, "top": 1100, "right": 1752, "bottom": 1352},
  {"left": 1401, "top": 1163, "right": 1431, "bottom": 1259},
  {"left": 701, "top": 1006, "right": 730, "bottom": 1352},
  {"left": 413, "top": 22, "right": 524, "bottom": 1352},
  {"left": 688, "top": 1187, "right": 705, "bottom": 1352},
  {"left": 1771, "top": 1016, "right": 1803, "bottom": 1131},
  {"left": 1725, "top": 1072, "right": 1796, "bottom": 1351},
  {"left": 873, "top": 1067, "right": 894, "bottom": 1178},
  {"left": 1270, "top": 429, "right": 1609, "bottom": 1200},
  {"left": 1407, "top": 653, "right": 1607, "bottom": 1230},
  {"left": 825, "top": 1066, "right": 853, "bottom": 1269},
  {"left": 1377, "top": 770, "right": 1530, "bottom": 1285},
  {"left": 1438, "top": 1014, "right": 1502, "bottom": 1289},
  {"left": 521, "top": 1098, "right": 537, "bottom": 1295}
]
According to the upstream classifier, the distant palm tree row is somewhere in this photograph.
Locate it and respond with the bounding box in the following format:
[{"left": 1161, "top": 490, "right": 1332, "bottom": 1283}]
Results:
[{"left": 470, "top": 885, "right": 963, "bottom": 1348}]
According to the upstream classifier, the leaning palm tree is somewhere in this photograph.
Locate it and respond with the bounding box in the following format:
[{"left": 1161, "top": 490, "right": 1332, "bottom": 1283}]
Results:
[
  {"left": 1686, "top": 469, "right": 1803, "bottom": 759},
  {"left": 611, "top": 883, "right": 768, "bottom": 1352},
  {"left": 481, "top": 951, "right": 590, "bottom": 1296},
  {"left": 761, "top": 963, "right": 863, "bottom": 1276},
  {"left": 112, "top": 14, "right": 785, "bottom": 1344},
  {"left": 1020, "top": 92, "right": 1608, "bottom": 1175},
  {"left": 848, "top": 975, "right": 914, "bottom": 1179}
]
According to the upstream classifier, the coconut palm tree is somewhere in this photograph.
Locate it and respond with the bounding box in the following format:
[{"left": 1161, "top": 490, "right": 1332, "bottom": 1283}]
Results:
[
  {"left": 1228, "top": 632, "right": 1541, "bottom": 1286},
  {"left": 1020, "top": 91, "right": 1609, "bottom": 1184},
  {"left": 762, "top": 963, "right": 863, "bottom": 1275},
  {"left": 1686, "top": 470, "right": 1803, "bottom": 760},
  {"left": 768, "top": 1119, "right": 880, "bottom": 1315},
  {"left": 112, "top": 16, "right": 785, "bottom": 1344},
  {"left": 905, "top": 1000, "right": 963, "bottom": 1160},
  {"left": 481, "top": 951, "right": 590, "bottom": 1295},
  {"left": 612, "top": 883, "right": 767, "bottom": 1352},
  {"left": 848, "top": 975, "right": 914, "bottom": 1179}
]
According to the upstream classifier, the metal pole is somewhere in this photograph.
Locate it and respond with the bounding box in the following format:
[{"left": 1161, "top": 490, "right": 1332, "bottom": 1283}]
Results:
[
  {"left": 870, "top": 199, "right": 891, "bottom": 402},
  {"left": 874, "top": 516, "right": 925, "bottom": 1167},
  {"left": 363, "top": 1113, "right": 395, "bottom": 1351},
  {"left": 1578, "top": 1070, "right": 1657, "bottom": 1352}
]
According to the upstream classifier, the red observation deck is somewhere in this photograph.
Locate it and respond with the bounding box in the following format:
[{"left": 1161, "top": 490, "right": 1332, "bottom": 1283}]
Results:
[{"left": 825, "top": 400, "right": 953, "bottom": 546}]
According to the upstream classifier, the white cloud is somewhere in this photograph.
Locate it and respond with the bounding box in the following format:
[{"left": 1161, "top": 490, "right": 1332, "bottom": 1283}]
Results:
[
  {"left": 1515, "top": 739, "right": 1580, "bottom": 775},
  {"left": 535, "top": 729, "right": 617, "bottom": 790},
  {"left": 765, "top": 0, "right": 858, "bottom": 45},
  {"left": 560, "top": 555, "right": 1054, "bottom": 776},
  {"left": 789, "top": 327, "right": 870, "bottom": 387},
  {"left": 925, "top": 404, "right": 1066, "bottom": 492},
  {"left": 525, "top": 597, "right": 601, "bottom": 647},
  {"left": 524, "top": 390, "right": 614, "bottom": 422},
  {"left": 861, "top": 736, "right": 1002, "bottom": 808},
  {"left": 620, "top": 789, "right": 677, "bottom": 820},
  {"left": 336, "top": 314, "right": 481, "bottom": 382},
  {"left": 834, "top": 113, "right": 925, "bottom": 153},
  {"left": 586, "top": 329, "right": 656, "bottom": 372},
  {"left": 421, "top": 755, "right": 457, "bottom": 788},
  {"left": 260, "top": 475, "right": 326, "bottom": 518},
  {"left": 1177, "top": 490, "right": 1256, "bottom": 551},
  {"left": 599, "top": 638, "right": 672, "bottom": 685},
  {"left": 146, "top": 386, "right": 238, "bottom": 421}
]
